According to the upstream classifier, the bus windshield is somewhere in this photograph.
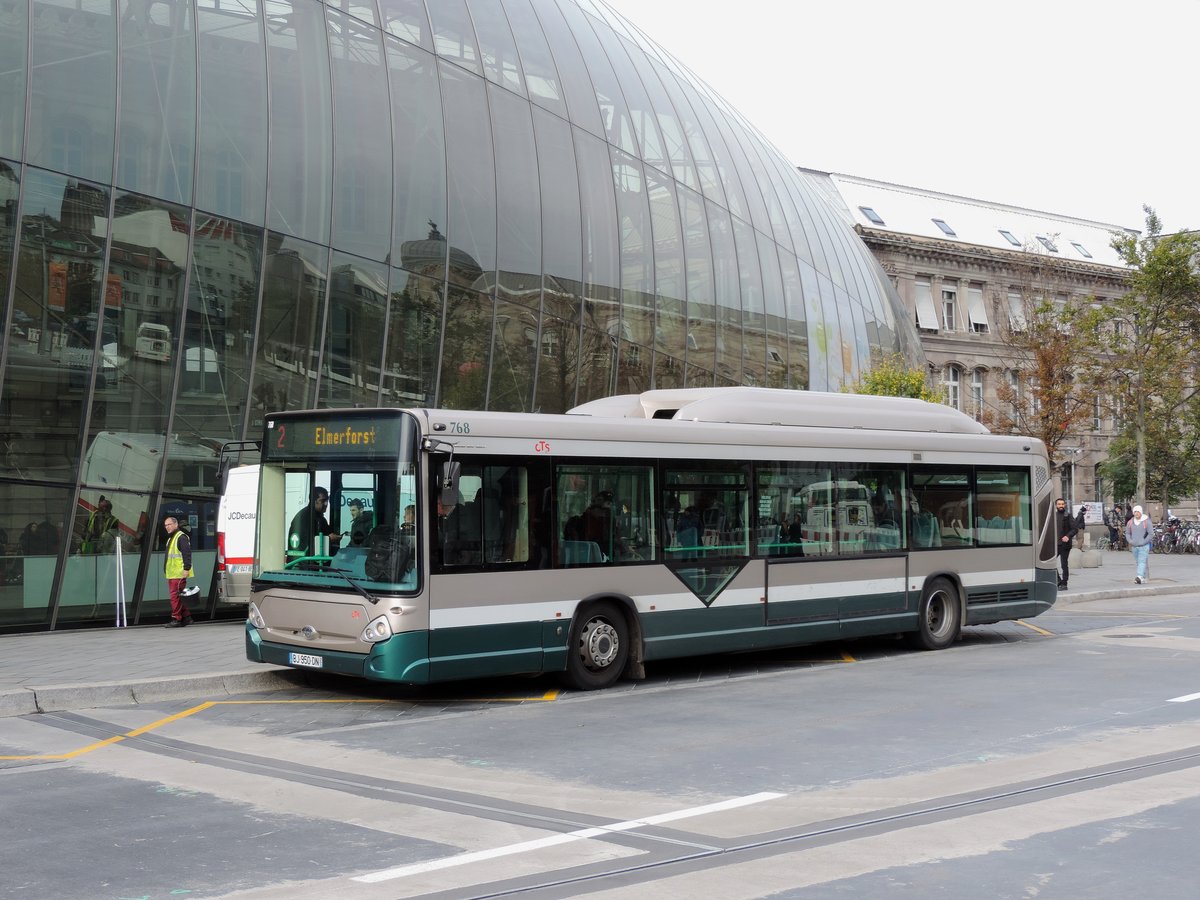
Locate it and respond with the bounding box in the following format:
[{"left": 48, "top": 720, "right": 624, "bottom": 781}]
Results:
[{"left": 253, "top": 412, "right": 419, "bottom": 592}]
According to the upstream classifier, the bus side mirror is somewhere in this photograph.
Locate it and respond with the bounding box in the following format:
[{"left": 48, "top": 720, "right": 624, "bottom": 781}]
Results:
[{"left": 440, "top": 461, "right": 460, "bottom": 509}]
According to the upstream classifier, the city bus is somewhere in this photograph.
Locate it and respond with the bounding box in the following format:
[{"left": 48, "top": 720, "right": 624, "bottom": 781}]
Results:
[{"left": 244, "top": 387, "right": 1058, "bottom": 690}]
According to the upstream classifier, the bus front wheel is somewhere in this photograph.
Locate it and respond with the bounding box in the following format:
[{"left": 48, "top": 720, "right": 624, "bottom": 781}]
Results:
[
  {"left": 562, "top": 601, "right": 630, "bottom": 690},
  {"left": 906, "top": 577, "right": 961, "bottom": 650}
]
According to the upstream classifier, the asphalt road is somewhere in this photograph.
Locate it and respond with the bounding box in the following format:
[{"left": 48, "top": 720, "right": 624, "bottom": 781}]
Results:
[{"left": 3, "top": 590, "right": 1200, "bottom": 899}]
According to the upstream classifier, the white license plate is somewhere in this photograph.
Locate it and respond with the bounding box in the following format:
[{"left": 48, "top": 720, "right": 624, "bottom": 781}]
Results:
[
  {"left": 229, "top": 564, "right": 252, "bottom": 574},
  {"left": 288, "top": 652, "right": 323, "bottom": 669}
]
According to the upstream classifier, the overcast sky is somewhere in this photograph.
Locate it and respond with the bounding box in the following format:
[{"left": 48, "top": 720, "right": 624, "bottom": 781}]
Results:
[{"left": 601, "top": 0, "right": 1198, "bottom": 234}]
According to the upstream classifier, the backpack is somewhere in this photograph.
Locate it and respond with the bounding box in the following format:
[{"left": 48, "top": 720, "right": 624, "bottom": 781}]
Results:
[{"left": 364, "top": 527, "right": 412, "bottom": 583}]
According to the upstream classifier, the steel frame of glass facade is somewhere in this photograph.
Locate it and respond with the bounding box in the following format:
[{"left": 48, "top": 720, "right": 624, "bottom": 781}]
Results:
[{"left": 0, "top": 0, "right": 922, "bottom": 632}]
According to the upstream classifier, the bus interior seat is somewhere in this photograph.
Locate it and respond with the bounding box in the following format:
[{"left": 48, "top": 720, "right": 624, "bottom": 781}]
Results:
[{"left": 561, "top": 540, "right": 604, "bottom": 565}]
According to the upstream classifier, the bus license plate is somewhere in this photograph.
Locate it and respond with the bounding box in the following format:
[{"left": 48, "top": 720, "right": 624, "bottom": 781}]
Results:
[{"left": 288, "top": 652, "right": 323, "bottom": 669}]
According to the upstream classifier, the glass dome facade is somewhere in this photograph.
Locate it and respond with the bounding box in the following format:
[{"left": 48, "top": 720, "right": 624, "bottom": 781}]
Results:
[{"left": 0, "top": 0, "right": 922, "bottom": 630}]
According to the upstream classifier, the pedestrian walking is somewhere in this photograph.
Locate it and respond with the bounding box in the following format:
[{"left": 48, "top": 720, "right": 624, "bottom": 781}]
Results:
[
  {"left": 1125, "top": 505, "right": 1153, "bottom": 584},
  {"left": 163, "top": 515, "right": 194, "bottom": 627},
  {"left": 1054, "top": 497, "right": 1078, "bottom": 590}
]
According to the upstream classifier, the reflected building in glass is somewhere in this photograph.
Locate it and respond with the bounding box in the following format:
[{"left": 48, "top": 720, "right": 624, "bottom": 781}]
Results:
[{"left": 0, "top": 0, "right": 922, "bottom": 631}]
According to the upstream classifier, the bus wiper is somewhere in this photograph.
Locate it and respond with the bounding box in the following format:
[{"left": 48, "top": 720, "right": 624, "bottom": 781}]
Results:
[{"left": 328, "top": 567, "right": 379, "bottom": 605}]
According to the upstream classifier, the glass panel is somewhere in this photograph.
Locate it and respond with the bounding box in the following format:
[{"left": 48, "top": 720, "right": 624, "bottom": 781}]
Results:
[
  {"left": 116, "top": 0, "right": 196, "bottom": 206},
  {"left": 835, "top": 465, "right": 907, "bottom": 555},
  {"left": 652, "top": 61, "right": 724, "bottom": 206},
  {"left": 379, "top": 0, "right": 431, "bottom": 49},
  {"left": 265, "top": 0, "right": 333, "bottom": 245},
  {"left": 439, "top": 62, "right": 496, "bottom": 286},
  {"left": 706, "top": 202, "right": 740, "bottom": 383},
  {"left": 58, "top": 488, "right": 154, "bottom": 625},
  {"left": 532, "top": 108, "right": 581, "bottom": 285},
  {"left": 0, "top": 483, "right": 68, "bottom": 629},
  {"left": 707, "top": 104, "right": 770, "bottom": 238},
  {"left": 435, "top": 460, "right": 532, "bottom": 567},
  {"left": 28, "top": 0, "right": 116, "bottom": 183},
  {"left": 675, "top": 79, "right": 746, "bottom": 221},
  {"left": 593, "top": 24, "right": 666, "bottom": 173},
  {"left": 488, "top": 297, "right": 538, "bottom": 412},
  {"left": 426, "top": 0, "right": 481, "bottom": 73},
  {"left": 574, "top": 324, "right": 613, "bottom": 406},
  {"left": 741, "top": 134, "right": 793, "bottom": 248},
  {"left": 755, "top": 462, "right": 835, "bottom": 557},
  {"left": 779, "top": 250, "right": 808, "bottom": 389},
  {"left": 251, "top": 234, "right": 327, "bottom": 419},
  {"left": 663, "top": 463, "right": 750, "bottom": 562},
  {"left": 574, "top": 129, "right": 618, "bottom": 310},
  {"left": 467, "top": 0, "right": 524, "bottom": 94},
  {"left": 0, "top": 160, "right": 17, "bottom": 330},
  {"left": 3, "top": 169, "right": 111, "bottom": 484},
  {"left": 0, "top": 0, "right": 27, "bottom": 160},
  {"left": 335, "top": 0, "right": 378, "bottom": 28},
  {"left": 438, "top": 286, "right": 490, "bottom": 409},
  {"left": 503, "top": 0, "right": 564, "bottom": 115},
  {"left": 382, "top": 266, "right": 440, "bottom": 406},
  {"left": 977, "top": 468, "right": 1032, "bottom": 545},
  {"left": 556, "top": 0, "right": 636, "bottom": 154},
  {"left": 327, "top": 8, "right": 391, "bottom": 263},
  {"left": 319, "top": 253, "right": 387, "bottom": 409},
  {"left": 653, "top": 353, "right": 683, "bottom": 390},
  {"left": 612, "top": 149, "right": 652, "bottom": 357},
  {"left": 911, "top": 468, "right": 973, "bottom": 549},
  {"left": 533, "top": 313, "right": 580, "bottom": 414},
  {"left": 677, "top": 185, "right": 712, "bottom": 372},
  {"left": 733, "top": 218, "right": 764, "bottom": 385},
  {"left": 557, "top": 464, "right": 654, "bottom": 566},
  {"left": 490, "top": 84, "right": 541, "bottom": 284},
  {"left": 646, "top": 168, "right": 683, "bottom": 358},
  {"left": 196, "top": 0, "right": 267, "bottom": 225},
  {"left": 528, "top": 0, "right": 603, "bottom": 137},
  {"left": 85, "top": 192, "right": 193, "bottom": 499},
  {"left": 387, "top": 38, "right": 446, "bottom": 259}
]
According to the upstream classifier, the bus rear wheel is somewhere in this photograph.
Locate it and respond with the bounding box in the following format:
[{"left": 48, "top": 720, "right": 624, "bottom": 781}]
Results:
[
  {"left": 562, "top": 601, "right": 630, "bottom": 690},
  {"left": 906, "top": 577, "right": 961, "bottom": 650}
]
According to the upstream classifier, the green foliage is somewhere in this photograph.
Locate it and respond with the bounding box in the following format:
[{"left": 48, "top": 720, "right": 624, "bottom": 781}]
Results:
[{"left": 846, "top": 355, "right": 940, "bottom": 403}]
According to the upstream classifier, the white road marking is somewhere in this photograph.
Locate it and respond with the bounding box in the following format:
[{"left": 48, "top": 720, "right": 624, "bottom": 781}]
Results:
[
  {"left": 352, "top": 791, "right": 786, "bottom": 884},
  {"left": 1167, "top": 692, "right": 1200, "bottom": 703}
]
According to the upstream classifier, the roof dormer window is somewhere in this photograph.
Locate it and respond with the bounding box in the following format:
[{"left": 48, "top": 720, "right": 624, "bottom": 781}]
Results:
[
  {"left": 932, "top": 218, "right": 956, "bottom": 236},
  {"left": 858, "top": 206, "right": 885, "bottom": 225}
]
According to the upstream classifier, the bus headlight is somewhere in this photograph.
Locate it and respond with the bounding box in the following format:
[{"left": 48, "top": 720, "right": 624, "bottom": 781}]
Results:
[
  {"left": 360, "top": 615, "right": 393, "bottom": 643},
  {"left": 248, "top": 602, "right": 266, "bottom": 630}
]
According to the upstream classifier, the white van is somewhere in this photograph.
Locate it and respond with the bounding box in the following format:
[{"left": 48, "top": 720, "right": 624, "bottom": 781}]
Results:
[
  {"left": 216, "top": 464, "right": 259, "bottom": 605},
  {"left": 135, "top": 322, "right": 171, "bottom": 362}
]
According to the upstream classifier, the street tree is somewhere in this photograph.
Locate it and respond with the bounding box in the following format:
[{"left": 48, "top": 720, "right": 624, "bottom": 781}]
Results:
[
  {"left": 845, "top": 353, "right": 940, "bottom": 403},
  {"left": 985, "top": 238, "right": 1104, "bottom": 472},
  {"left": 1094, "top": 207, "right": 1200, "bottom": 502}
]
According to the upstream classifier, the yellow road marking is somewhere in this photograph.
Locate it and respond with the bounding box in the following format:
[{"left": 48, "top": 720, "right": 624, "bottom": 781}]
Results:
[
  {"left": 0, "top": 692, "right": 559, "bottom": 761},
  {"left": 1015, "top": 619, "right": 1054, "bottom": 636}
]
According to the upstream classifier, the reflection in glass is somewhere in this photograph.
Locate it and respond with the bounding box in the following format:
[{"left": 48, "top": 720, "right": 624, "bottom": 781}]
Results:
[
  {"left": 0, "top": 482, "right": 70, "bottom": 629},
  {"left": 252, "top": 234, "right": 328, "bottom": 418},
  {"left": 439, "top": 286, "right": 491, "bottom": 410},
  {"left": 504, "top": 0, "right": 565, "bottom": 115},
  {"left": 87, "top": 192, "right": 191, "bottom": 478},
  {"left": 328, "top": 8, "right": 392, "bottom": 263},
  {"left": 117, "top": 0, "right": 196, "bottom": 207},
  {"left": 534, "top": 312, "right": 580, "bottom": 414},
  {"left": 440, "top": 62, "right": 496, "bottom": 284},
  {"left": 196, "top": 0, "right": 267, "bottom": 225},
  {"left": 468, "top": 0, "right": 525, "bottom": 94},
  {"left": 28, "top": 0, "right": 116, "bottom": 183},
  {"left": 382, "top": 267, "right": 440, "bottom": 407},
  {"left": 490, "top": 84, "right": 541, "bottom": 287},
  {"left": 319, "top": 253, "right": 387, "bottom": 409},
  {"left": 575, "top": 325, "right": 615, "bottom": 406},
  {"left": 387, "top": 39, "right": 446, "bottom": 258},
  {"left": 489, "top": 298, "right": 539, "bottom": 412},
  {"left": 4, "top": 169, "right": 112, "bottom": 484},
  {"left": 530, "top": 0, "right": 603, "bottom": 138},
  {"left": 0, "top": 1, "right": 27, "bottom": 159},
  {"left": 181, "top": 214, "right": 263, "bottom": 439},
  {"left": 427, "top": 0, "right": 481, "bottom": 73},
  {"left": 557, "top": 0, "right": 636, "bottom": 155},
  {"left": 645, "top": 169, "right": 684, "bottom": 359},
  {"left": 266, "top": 0, "right": 333, "bottom": 245},
  {"left": 379, "top": 0, "right": 432, "bottom": 49}
]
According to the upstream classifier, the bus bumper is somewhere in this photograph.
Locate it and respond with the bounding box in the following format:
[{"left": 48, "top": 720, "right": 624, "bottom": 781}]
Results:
[{"left": 245, "top": 623, "right": 432, "bottom": 683}]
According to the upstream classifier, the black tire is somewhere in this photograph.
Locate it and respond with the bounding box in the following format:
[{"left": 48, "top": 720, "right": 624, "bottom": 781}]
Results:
[
  {"left": 905, "top": 577, "right": 962, "bottom": 650},
  {"left": 561, "top": 601, "right": 630, "bottom": 690}
]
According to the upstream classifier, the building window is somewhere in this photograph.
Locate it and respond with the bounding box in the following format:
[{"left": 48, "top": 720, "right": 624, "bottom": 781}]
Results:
[
  {"left": 1008, "top": 370, "right": 1021, "bottom": 419},
  {"left": 932, "top": 218, "right": 956, "bottom": 236},
  {"left": 967, "top": 284, "right": 989, "bottom": 333},
  {"left": 942, "top": 286, "right": 957, "bottom": 332},
  {"left": 1036, "top": 235, "right": 1058, "bottom": 253},
  {"left": 972, "top": 368, "right": 985, "bottom": 421},
  {"left": 944, "top": 365, "right": 961, "bottom": 410},
  {"left": 1071, "top": 242, "right": 1093, "bottom": 258},
  {"left": 858, "top": 206, "right": 885, "bottom": 225},
  {"left": 999, "top": 229, "right": 1021, "bottom": 246},
  {"left": 1093, "top": 396, "right": 1102, "bottom": 431},
  {"left": 1007, "top": 290, "right": 1026, "bottom": 331},
  {"left": 914, "top": 278, "right": 939, "bottom": 331}
]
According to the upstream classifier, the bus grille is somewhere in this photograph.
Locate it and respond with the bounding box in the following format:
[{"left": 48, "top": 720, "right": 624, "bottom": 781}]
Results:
[{"left": 967, "top": 588, "right": 1029, "bottom": 605}]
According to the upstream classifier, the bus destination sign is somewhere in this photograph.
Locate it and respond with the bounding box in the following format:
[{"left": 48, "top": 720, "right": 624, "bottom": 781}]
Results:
[{"left": 264, "top": 415, "right": 407, "bottom": 461}]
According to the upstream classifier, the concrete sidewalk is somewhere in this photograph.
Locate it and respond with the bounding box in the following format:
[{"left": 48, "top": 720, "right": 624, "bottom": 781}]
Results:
[{"left": 2, "top": 550, "right": 1198, "bottom": 718}]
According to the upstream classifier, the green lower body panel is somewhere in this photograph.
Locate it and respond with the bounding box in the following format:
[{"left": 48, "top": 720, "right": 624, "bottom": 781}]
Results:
[
  {"left": 640, "top": 605, "right": 840, "bottom": 661},
  {"left": 246, "top": 624, "right": 432, "bottom": 683}
]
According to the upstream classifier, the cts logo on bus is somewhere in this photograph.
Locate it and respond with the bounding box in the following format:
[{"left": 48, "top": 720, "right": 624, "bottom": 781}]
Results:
[{"left": 534, "top": 440, "right": 551, "bottom": 453}]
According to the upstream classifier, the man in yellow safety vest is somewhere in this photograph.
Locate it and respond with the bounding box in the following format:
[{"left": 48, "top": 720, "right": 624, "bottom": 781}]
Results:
[{"left": 163, "top": 515, "right": 194, "bottom": 627}]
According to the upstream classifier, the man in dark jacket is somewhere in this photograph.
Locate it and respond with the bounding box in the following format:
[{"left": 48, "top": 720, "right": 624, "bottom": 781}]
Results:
[{"left": 1055, "top": 497, "right": 1078, "bottom": 590}]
